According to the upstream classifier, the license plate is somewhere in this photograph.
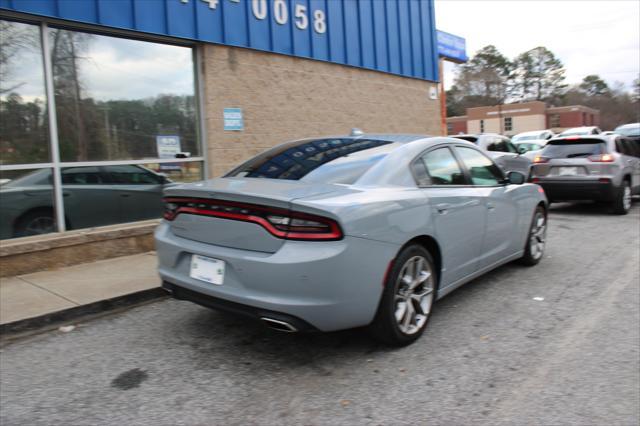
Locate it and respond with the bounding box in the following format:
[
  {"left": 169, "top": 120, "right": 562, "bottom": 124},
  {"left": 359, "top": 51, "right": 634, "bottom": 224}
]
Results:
[
  {"left": 559, "top": 167, "right": 578, "bottom": 176},
  {"left": 190, "top": 255, "right": 225, "bottom": 285}
]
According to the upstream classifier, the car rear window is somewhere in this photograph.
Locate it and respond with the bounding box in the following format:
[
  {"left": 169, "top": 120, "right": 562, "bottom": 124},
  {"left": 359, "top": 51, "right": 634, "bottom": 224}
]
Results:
[
  {"left": 226, "top": 138, "right": 396, "bottom": 184},
  {"left": 541, "top": 139, "right": 606, "bottom": 159},
  {"left": 453, "top": 136, "right": 478, "bottom": 143},
  {"left": 614, "top": 124, "right": 640, "bottom": 137}
]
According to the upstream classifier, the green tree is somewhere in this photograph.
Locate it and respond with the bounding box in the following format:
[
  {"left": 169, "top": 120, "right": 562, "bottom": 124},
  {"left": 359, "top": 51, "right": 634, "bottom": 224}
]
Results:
[
  {"left": 579, "top": 75, "right": 610, "bottom": 96},
  {"left": 452, "top": 45, "right": 513, "bottom": 105},
  {"left": 511, "top": 46, "right": 567, "bottom": 102},
  {"left": 446, "top": 45, "right": 513, "bottom": 117}
]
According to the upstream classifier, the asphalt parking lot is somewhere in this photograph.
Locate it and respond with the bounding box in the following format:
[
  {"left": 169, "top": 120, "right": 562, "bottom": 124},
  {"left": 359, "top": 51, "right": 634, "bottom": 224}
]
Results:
[{"left": 1, "top": 201, "right": 638, "bottom": 426}]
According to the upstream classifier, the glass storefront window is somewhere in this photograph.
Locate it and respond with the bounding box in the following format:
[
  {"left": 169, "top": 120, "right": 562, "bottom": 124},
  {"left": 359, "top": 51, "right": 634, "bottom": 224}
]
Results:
[
  {"left": 0, "top": 21, "right": 50, "bottom": 165},
  {"left": 0, "top": 168, "right": 56, "bottom": 239},
  {"left": 49, "top": 29, "right": 198, "bottom": 162},
  {"left": 0, "top": 19, "right": 203, "bottom": 241}
]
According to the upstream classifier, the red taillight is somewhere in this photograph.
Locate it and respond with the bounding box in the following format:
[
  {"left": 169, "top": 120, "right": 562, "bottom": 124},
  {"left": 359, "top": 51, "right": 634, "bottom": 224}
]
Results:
[
  {"left": 533, "top": 156, "right": 549, "bottom": 164},
  {"left": 588, "top": 153, "right": 615, "bottom": 162},
  {"left": 163, "top": 197, "right": 343, "bottom": 241},
  {"left": 532, "top": 177, "right": 541, "bottom": 183}
]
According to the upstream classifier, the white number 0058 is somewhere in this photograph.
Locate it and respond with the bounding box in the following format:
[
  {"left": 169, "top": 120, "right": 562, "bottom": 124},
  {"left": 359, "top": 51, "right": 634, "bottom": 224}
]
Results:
[{"left": 251, "top": 0, "right": 326, "bottom": 34}]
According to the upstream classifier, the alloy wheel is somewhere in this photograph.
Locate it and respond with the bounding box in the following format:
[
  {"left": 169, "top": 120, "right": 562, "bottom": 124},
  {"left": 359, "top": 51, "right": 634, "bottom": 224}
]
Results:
[
  {"left": 529, "top": 211, "right": 546, "bottom": 260},
  {"left": 623, "top": 185, "right": 632, "bottom": 211},
  {"left": 24, "top": 216, "right": 55, "bottom": 235},
  {"left": 394, "top": 256, "right": 435, "bottom": 335}
]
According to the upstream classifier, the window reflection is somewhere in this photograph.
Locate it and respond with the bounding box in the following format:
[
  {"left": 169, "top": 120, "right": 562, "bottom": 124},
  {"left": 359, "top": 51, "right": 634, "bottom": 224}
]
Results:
[
  {"left": 0, "top": 168, "right": 56, "bottom": 239},
  {"left": 49, "top": 29, "right": 198, "bottom": 162},
  {"left": 0, "top": 20, "right": 50, "bottom": 165},
  {"left": 58, "top": 162, "right": 202, "bottom": 231},
  {"left": 229, "top": 139, "right": 393, "bottom": 183}
]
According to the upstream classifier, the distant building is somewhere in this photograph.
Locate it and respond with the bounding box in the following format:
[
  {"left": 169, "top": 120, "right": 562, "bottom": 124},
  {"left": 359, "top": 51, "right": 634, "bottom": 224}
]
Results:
[{"left": 446, "top": 101, "right": 600, "bottom": 136}]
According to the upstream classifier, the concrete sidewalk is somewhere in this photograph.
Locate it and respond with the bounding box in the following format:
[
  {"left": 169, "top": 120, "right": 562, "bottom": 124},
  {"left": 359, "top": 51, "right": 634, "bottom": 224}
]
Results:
[{"left": 0, "top": 252, "right": 161, "bottom": 328}]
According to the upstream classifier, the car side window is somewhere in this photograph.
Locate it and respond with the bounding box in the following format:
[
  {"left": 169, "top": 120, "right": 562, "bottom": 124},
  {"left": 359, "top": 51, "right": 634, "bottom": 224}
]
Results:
[
  {"left": 487, "top": 138, "right": 507, "bottom": 153},
  {"left": 505, "top": 140, "right": 518, "bottom": 153},
  {"left": 61, "top": 167, "right": 103, "bottom": 185},
  {"left": 420, "top": 147, "right": 466, "bottom": 185},
  {"left": 105, "top": 165, "right": 162, "bottom": 185},
  {"left": 615, "top": 137, "right": 626, "bottom": 155},
  {"left": 455, "top": 147, "right": 504, "bottom": 186}
]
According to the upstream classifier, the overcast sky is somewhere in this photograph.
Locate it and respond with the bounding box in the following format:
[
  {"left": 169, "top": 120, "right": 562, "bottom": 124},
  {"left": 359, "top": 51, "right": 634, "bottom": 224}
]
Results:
[{"left": 435, "top": 0, "right": 640, "bottom": 91}]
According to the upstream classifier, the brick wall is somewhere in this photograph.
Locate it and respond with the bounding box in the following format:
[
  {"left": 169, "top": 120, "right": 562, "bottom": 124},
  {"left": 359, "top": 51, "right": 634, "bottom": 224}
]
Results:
[{"left": 200, "top": 44, "right": 441, "bottom": 177}]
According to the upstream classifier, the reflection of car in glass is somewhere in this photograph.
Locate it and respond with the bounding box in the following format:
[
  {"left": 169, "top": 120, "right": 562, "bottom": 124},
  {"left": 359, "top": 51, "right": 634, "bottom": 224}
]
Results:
[
  {"left": 530, "top": 135, "right": 640, "bottom": 214},
  {"left": 157, "top": 134, "right": 547, "bottom": 345},
  {"left": 558, "top": 126, "right": 602, "bottom": 137},
  {"left": 0, "top": 165, "right": 171, "bottom": 239},
  {"left": 451, "top": 133, "right": 532, "bottom": 176}
]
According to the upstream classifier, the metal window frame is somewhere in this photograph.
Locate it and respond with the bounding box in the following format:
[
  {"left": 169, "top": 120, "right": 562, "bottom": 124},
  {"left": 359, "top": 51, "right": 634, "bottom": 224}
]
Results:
[{"left": 1, "top": 18, "right": 206, "bottom": 239}]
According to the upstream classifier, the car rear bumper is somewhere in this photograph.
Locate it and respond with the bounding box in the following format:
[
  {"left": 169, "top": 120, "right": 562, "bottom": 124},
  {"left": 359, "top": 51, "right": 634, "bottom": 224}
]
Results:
[
  {"left": 155, "top": 222, "right": 399, "bottom": 332},
  {"left": 536, "top": 179, "right": 616, "bottom": 202}
]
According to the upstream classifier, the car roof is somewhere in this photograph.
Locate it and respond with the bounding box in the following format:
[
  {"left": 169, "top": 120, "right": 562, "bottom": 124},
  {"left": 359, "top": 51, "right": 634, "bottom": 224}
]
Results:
[
  {"left": 515, "top": 130, "right": 550, "bottom": 136},
  {"left": 615, "top": 123, "right": 639, "bottom": 129},
  {"left": 299, "top": 133, "right": 430, "bottom": 144},
  {"left": 549, "top": 134, "right": 609, "bottom": 142},
  {"left": 561, "top": 126, "right": 598, "bottom": 132}
]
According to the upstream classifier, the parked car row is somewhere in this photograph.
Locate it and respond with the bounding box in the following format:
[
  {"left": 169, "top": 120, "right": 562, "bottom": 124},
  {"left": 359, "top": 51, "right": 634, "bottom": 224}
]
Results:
[{"left": 450, "top": 124, "right": 640, "bottom": 215}]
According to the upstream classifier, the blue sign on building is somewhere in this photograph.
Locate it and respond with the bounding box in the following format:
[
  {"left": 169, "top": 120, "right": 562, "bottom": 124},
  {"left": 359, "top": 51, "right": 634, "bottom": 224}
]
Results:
[
  {"left": 436, "top": 30, "right": 468, "bottom": 63},
  {"left": 223, "top": 108, "right": 244, "bottom": 131},
  {"left": 0, "top": 0, "right": 440, "bottom": 81}
]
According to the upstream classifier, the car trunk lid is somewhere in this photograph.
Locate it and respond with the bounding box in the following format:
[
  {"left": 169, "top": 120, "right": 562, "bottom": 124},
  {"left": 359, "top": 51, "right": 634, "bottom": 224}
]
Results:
[
  {"left": 531, "top": 138, "right": 616, "bottom": 178},
  {"left": 163, "top": 178, "right": 351, "bottom": 252}
]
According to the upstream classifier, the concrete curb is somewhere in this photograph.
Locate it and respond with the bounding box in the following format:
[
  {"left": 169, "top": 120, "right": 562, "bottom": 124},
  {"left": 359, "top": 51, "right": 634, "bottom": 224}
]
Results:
[{"left": 0, "top": 287, "right": 167, "bottom": 342}]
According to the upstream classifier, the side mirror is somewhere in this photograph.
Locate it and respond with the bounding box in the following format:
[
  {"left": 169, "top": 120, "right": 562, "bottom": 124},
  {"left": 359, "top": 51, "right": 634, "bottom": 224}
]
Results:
[
  {"left": 506, "top": 171, "right": 526, "bottom": 185},
  {"left": 517, "top": 146, "right": 527, "bottom": 154}
]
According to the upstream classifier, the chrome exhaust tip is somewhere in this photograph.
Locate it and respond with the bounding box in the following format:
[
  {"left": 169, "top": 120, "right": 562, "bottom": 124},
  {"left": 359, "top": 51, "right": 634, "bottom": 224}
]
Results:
[{"left": 260, "top": 317, "right": 298, "bottom": 333}]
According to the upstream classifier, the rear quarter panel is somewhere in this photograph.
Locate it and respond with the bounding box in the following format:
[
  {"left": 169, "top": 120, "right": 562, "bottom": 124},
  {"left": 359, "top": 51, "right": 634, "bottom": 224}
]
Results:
[{"left": 290, "top": 187, "right": 434, "bottom": 246}]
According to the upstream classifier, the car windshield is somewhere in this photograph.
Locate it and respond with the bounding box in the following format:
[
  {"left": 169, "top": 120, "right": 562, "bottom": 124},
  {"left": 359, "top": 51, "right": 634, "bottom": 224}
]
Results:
[
  {"left": 516, "top": 143, "right": 543, "bottom": 152},
  {"left": 513, "top": 135, "right": 543, "bottom": 142},
  {"left": 226, "top": 138, "right": 397, "bottom": 184},
  {"left": 614, "top": 124, "right": 640, "bottom": 137},
  {"left": 1, "top": 169, "right": 51, "bottom": 188},
  {"left": 541, "top": 140, "right": 606, "bottom": 158}
]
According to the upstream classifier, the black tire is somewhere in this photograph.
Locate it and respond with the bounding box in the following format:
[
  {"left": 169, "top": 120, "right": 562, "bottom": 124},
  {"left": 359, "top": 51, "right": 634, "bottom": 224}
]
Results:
[
  {"left": 611, "top": 180, "right": 631, "bottom": 215},
  {"left": 519, "top": 205, "right": 547, "bottom": 266},
  {"left": 13, "top": 208, "right": 56, "bottom": 238},
  {"left": 369, "top": 244, "right": 437, "bottom": 346}
]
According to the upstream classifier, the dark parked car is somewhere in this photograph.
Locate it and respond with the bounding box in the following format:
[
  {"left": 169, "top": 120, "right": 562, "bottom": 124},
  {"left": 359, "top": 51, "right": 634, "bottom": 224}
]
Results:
[{"left": 0, "top": 165, "right": 171, "bottom": 239}]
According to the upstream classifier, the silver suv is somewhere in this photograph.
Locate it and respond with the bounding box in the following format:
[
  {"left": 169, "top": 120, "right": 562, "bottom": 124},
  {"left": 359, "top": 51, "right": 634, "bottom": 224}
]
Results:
[{"left": 530, "top": 135, "right": 640, "bottom": 214}]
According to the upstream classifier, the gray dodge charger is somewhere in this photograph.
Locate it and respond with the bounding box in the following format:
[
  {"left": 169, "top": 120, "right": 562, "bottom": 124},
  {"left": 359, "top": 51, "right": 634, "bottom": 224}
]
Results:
[{"left": 156, "top": 133, "right": 548, "bottom": 345}]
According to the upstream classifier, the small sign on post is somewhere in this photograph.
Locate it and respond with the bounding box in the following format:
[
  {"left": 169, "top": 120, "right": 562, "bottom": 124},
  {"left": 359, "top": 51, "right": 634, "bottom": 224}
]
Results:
[
  {"left": 223, "top": 108, "right": 244, "bottom": 131},
  {"left": 156, "top": 135, "right": 181, "bottom": 171}
]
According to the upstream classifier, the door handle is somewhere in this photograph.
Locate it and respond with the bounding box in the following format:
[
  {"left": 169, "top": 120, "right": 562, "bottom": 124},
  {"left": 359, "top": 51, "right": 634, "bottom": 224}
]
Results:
[
  {"left": 436, "top": 203, "right": 451, "bottom": 214},
  {"left": 63, "top": 192, "right": 70, "bottom": 197},
  {"left": 120, "top": 193, "right": 132, "bottom": 198},
  {"left": 487, "top": 202, "right": 495, "bottom": 211}
]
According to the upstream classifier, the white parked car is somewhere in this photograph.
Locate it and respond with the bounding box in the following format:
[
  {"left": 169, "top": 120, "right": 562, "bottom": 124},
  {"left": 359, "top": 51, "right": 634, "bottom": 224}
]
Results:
[
  {"left": 558, "top": 126, "right": 602, "bottom": 137},
  {"left": 452, "top": 134, "right": 532, "bottom": 176},
  {"left": 512, "top": 130, "right": 555, "bottom": 144}
]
